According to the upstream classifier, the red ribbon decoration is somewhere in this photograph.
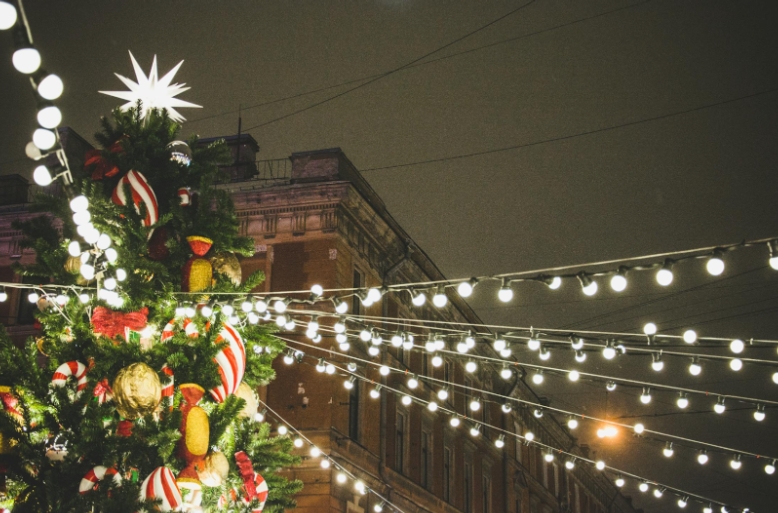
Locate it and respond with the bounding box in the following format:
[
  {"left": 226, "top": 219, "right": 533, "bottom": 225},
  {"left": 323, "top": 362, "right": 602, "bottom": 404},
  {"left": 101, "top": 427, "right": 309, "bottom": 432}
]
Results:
[
  {"left": 91, "top": 306, "right": 149, "bottom": 340},
  {"left": 234, "top": 451, "right": 257, "bottom": 500},
  {"left": 116, "top": 419, "right": 133, "bottom": 437},
  {"left": 84, "top": 139, "right": 124, "bottom": 180},
  {"left": 93, "top": 379, "right": 112, "bottom": 398},
  {"left": 0, "top": 389, "right": 21, "bottom": 419}
]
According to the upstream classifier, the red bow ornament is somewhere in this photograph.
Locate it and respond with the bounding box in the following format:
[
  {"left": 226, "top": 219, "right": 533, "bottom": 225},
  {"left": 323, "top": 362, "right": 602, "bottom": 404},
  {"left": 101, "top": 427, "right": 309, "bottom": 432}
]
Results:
[
  {"left": 85, "top": 139, "right": 124, "bottom": 180},
  {"left": 91, "top": 306, "right": 149, "bottom": 341}
]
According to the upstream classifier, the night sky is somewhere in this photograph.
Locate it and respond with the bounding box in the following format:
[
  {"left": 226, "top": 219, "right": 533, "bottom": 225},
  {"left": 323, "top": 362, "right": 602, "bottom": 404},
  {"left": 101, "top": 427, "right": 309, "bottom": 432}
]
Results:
[{"left": 2, "top": 1, "right": 778, "bottom": 511}]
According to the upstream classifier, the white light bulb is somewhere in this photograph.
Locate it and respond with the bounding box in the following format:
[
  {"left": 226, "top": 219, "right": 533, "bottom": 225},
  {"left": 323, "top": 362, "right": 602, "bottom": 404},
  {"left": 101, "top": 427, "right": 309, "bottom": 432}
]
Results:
[
  {"left": 104, "top": 248, "right": 118, "bottom": 263},
  {"left": 431, "top": 355, "right": 443, "bottom": 367},
  {"left": 698, "top": 452, "right": 709, "bottom": 465},
  {"left": 465, "top": 335, "right": 475, "bottom": 348},
  {"left": 754, "top": 408, "right": 766, "bottom": 422},
  {"left": 495, "top": 438, "right": 505, "bottom": 449},
  {"left": 277, "top": 425, "right": 288, "bottom": 436},
  {"left": 582, "top": 280, "right": 598, "bottom": 296},
  {"left": 469, "top": 399, "right": 480, "bottom": 411},
  {"left": 689, "top": 361, "right": 702, "bottom": 376},
  {"left": 432, "top": 290, "right": 448, "bottom": 308},
  {"left": 37, "top": 105, "right": 62, "bottom": 129},
  {"left": 401, "top": 395, "right": 412, "bottom": 405},
  {"left": 427, "top": 401, "right": 438, "bottom": 412},
  {"left": 366, "top": 287, "right": 382, "bottom": 303},
  {"left": 607, "top": 382, "right": 617, "bottom": 392},
  {"left": 38, "top": 73, "right": 64, "bottom": 100},
  {"left": 339, "top": 342, "right": 350, "bottom": 352},
  {"left": 651, "top": 359, "right": 664, "bottom": 372},
  {"left": 575, "top": 351, "right": 587, "bottom": 363},
  {"left": 610, "top": 274, "right": 627, "bottom": 292},
  {"left": 283, "top": 354, "right": 294, "bottom": 365},
  {"left": 80, "top": 264, "right": 95, "bottom": 280},
  {"left": 498, "top": 286, "right": 513, "bottom": 303},
  {"left": 425, "top": 340, "right": 436, "bottom": 352},
  {"left": 678, "top": 498, "right": 687, "bottom": 509},
  {"left": 83, "top": 228, "right": 100, "bottom": 244},
  {"left": 729, "top": 339, "right": 745, "bottom": 354},
  {"left": 254, "top": 299, "right": 268, "bottom": 313},
  {"left": 730, "top": 457, "right": 741, "bottom": 470},
  {"left": 293, "top": 437, "right": 303, "bottom": 448},
  {"left": 653, "top": 488, "right": 663, "bottom": 498},
  {"left": 309, "top": 446, "right": 321, "bottom": 457},
  {"left": 450, "top": 417, "right": 460, "bottom": 427},
  {"left": 765, "top": 462, "right": 776, "bottom": 475},
  {"left": 771, "top": 256, "right": 778, "bottom": 271},
  {"left": 437, "top": 388, "right": 448, "bottom": 401},
  {"left": 602, "top": 346, "right": 616, "bottom": 360},
  {"left": 643, "top": 322, "right": 657, "bottom": 335},
  {"left": 568, "top": 370, "right": 580, "bottom": 382},
  {"left": 714, "top": 401, "right": 726, "bottom": 414},
  {"left": 336, "top": 472, "right": 347, "bottom": 484},
  {"left": 0, "top": 1, "right": 18, "bottom": 30},
  {"left": 32, "top": 128, "right": 56, "bottom": 150},
  {"left": 639, "top": 482, "right": 649, "bottom": 493},
  {"left": 247, "top": 312, "right": 259, "bottom": 324},
  {"left": 729, "top": 358, "right": 743, "bottom": 371},
  {"left": 0, "top": 291, "right": 6, "bottom": 302},
  {"left": 391, "top": 333, "right": 403, "bottom": 347},
  {"left": 538, "top": 348, "right": 551, "bottom": 360},
  {"left": 544, "top": 452, "right": 554, "bottom": 463},
  {"left": 663, "top": 445, "right": 674, "bottom": 458},
  {"left": 524, "top": 431, "right": 534, "bottom": 441},
  {"left": 241, "top": 301, "right": 254, "bottom": 313},
  {"left": 284, "top": 320, "right": 295, "bottom": 330},
  {"left": 67, "top": 240, "right": 81, "bottom": 257},
  {"left": 13, "top": 47, "right": 41, "bottom": 74},
  {"left": 411, "top": 291, "right": 426, "bottom": 306},
  {"left": 571, "top": 337, "right": 584, "bottom": 350},
  {"left": 103, "top": 277, "right": 117, "bottom": 291},
  {"left": 547, "top": 276, "right": 562, "bottom": 290},
  {"left": 500, "top": 367, "right": 512, "bottom": 380},
  {"left": 407, "top": 377, "right": 418, "bottom": 389},
  {"left": 470, "top": 426, "right": 480, "bottom": 437},
  {"left": 72, "top": 210, "right": 91, "bottom": 226},
  {"left": 273, "top": 299, "right": 287, "bottom": 313},
  {"left": 359, "top": 329, "right": 371, "bottom": 342},
  {"left": 465, "top": 361, "right": 477, "bottom": 373},
  {"left": 79, "top": 293, "right": 89, "bottom": 303},
  {"left": 309, "top": 284, "right": 323, "bottom": 296},
  {"left": 456, "top": 342, "right": 468, "bottom": 353},
  {"left": 532, "top": 372, "right": 544, "bottom": 385},
  {"left": 707, "top": 256, "right": 725, "bottom": 276},
  {"left": 325, "top": 364, "right": 336, "bottom": 375},
  {"left": 96, "top": 233, "right": 112, "bottom": 250},
  {"left": 683, "top": 329, "right": 697, "bottom": 343},
  {"left": 379, "top": 365, "right": 390, "bottom": 376},
  {"left": 27, "top": 292, "right": 39, "bottom": 303},
  {"left": 595, "top": 460, "right": 605, "bottom": 470},
  {"left": 369, "top": 388, "right": 380, "bottom": 399},
  {"left": 493, "top": 338, "right": 506, "bottom": 352},
  {"left": 527, "top": 338, "right": 540, "bottom": 351},
  {"left": 656, "top": 268, "right": 673, "bottom": 286},
  {"left": 501, "top": 403, "right": 512, "bottom": 413},
  {"left": 33, "top": 165, "right": 52, "bottom": 186},
  {"left": 640, "top": 391, "right": 652, "bottom": 404},
  {"left": 457, "top": 280, "right": 473, "bottom": 297},
  {"left": 615, "top": 477, "right": 625, "bottom": 487},
  {"left": 677, "top": 395, "right": 689, "bottom": 409},
  {"left": 567, "top": 418, "right": 578, "bottom": 430}
]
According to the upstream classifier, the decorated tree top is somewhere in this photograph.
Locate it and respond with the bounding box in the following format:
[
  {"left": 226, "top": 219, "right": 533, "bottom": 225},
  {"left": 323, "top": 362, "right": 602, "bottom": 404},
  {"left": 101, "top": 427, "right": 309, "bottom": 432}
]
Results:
[{"left": 0, "top": 54, "right": 302, "bottom": 513}]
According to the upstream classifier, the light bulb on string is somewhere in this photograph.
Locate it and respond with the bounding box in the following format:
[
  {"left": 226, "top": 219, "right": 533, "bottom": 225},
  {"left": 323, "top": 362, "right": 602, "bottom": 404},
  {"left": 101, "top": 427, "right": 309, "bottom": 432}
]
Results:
[
  {"left": 432, "top": 285, "right": 448, "bottom": 308},
  {"left": 678, "top": 497, "right": 688, "bottom": 509},
  {"left": 615, "top": 476, "right": 625, "bottom": 487},
  {"left": 336, "top": 472, "right": 347, "bottom": 484},
  {"left": 639, "top": 482, "right": 649, "bottom": 493},
  {"left": 411, "top": 289, "right": 426, "bottom": 306},
  {"left": 407, "top": 375, "right": 419, "bottom": 389},
  {"left": 714, "top": 396, "right": 726, "bottom": 414},
  {"left": 367, "top": 346, "right": 379, "bottom": 356},
  {"left": 495, "top": 435, "right": 506, "bottom": 449},
  {"left": 653, "top": 488, "right": 664, "bottom": 498},
  {"left": 469, "top": 398, "right": 481, "bottom": 412},
  {"left": 689, "top": 357, "right": 702, "bottom": 376},
  {"left": 676, "top": 392, "right": 689, "bottom": 409},
  {"left": 754, "top": 404, "right": 766, "bottom": 422},
  {"left": 730, "top": 454, "right": 742, "bottom": 470},
  {"left": 662, "top": 442, "right": 674, "bottom": 458},
  {"left": 575, "top": 350, "right": 587, "bottom": 363},
  {"left": 67, "top": 240, "right": 81, "bottom": 257},
  {"left": 527, "top": 336, "right": 541, "bottom": 351},
  {"left": 32, "top": 128, "right": 56, "bottom": 150},
  {"left": 640, "top": 388, "right": 652, "bottom": 404},
  {"left": 578, "top": 273, "right": 598, "bottom": 296},
  {"left": 437, "top": 387, "right": 448, "bottom": 401},
  {"left": 457, "top": 278, "right": 477, "bottom": 297},
  {"left": 334, "top": 297, "right": 348, "bottom": 314},
  {"left": 501, "top": 403, "right": 512, "bottom": 413},
  {"left": 390, "top": 332, "right": 403, "bottom": 347},
  {"left": 729, "top": 338, "right": 745, "bottom": 354},
  {"left": 469, "top": 424, "right": 481, "bottom": 437},
  {"left": 544, "top": 450, "right": 554, "bottom": 463},
  {"left": 379, "top": 365, "right": 390, "bottom": 376},
  {"left": 344, "top": 376, "right": 356, "bottom": 390},
  {"left": 465, "top": 360, "right": 477, "bottom": 373},
  {"left": 500, "top": 364, "right": 512, "bottom": 380},
  {"left": 765, "top": 460, "right": 776, "bottom": 475},
  {"left": 568, "top": 370, "right": 580, "bottom": 382},
  {"left": 320, "top": 458, "right": 331, "bottom": 469},
  {"left": 277, "top": 425, "right": 288, "bottom": 436},
  {"left": 595, "top": 460, "right": 605, "bottom": 471},
  {"left": 602, "top": 341, "right": 617, "bottom": 360},
  {"left": 493, "top": 337, "right": 506, "bottom": 352},
  {"left": 610, "top": 268, "right": 628, "bottom": 292},
  {"left": 655, "top": 260, "right": 674, "bottom": 286},
  {"left": 33, "top": 165, "right": 53, "bottom": 186},
  {"left": 538, "top": 345, "right": 551, "bottom": 361},
  {"left": 706, "top": 250, "right": 725, "bottom": 276},
  {"left": 729, "top": 358, "right": 743, "bottom": 371},
  {"left": 13, "top": 45, "right": 41, "bottom": 74},
  {"left": 273, "top": 299, "right": 288, "bottom": 313},
  {"left": 37, "top": 72, "right": 64, "bottom": 100},
  {"left": 0, "top": 288, "right": 6, "bottom": 302},
  {"left": 531, "top": 370, "right": 544, "bottom": 385},
  {"left": 697, "top": 451, "right": 709, "bottom": 465},
  {"left": 465, "top": 332, "right": 475, "bottom": 348},
  {"left": 643, "top": 322, "right": 657, "bottom": 336},
  {"left": 104, "top": 248, "right": 118, "bottom": 263},
  {"left": 570, "top": 336, "right": 585, "bottom": 350},
  {"left": 37, "top": 104, "right": 62, "bottom": 129},
  {"left": 651, "top": 353, "right": 664, "bottom": 372},
  {"left": 768, "top": 240, "right": 778, "bottom": 270},
  {"left": 545, "top": 275, "right": 562, "bottom": 290},
  {"left": 567, "top": 417, "right": 578, "bottom": 430},
  {"left": 401, "top": 395, "right": 412, "bottom": 406},
  {"left": 369, "top": 385, "right": 381, "bottom": 399},
  {"left": 524, "top": 431, "right": 535, "bottom": 441},
  {"left": 683, "top": 329, "right": 697, "bottom": 343},
  {"left": 449, "top": 416, "right": 460, "bottom": 427},
  {"left": 427, "top": 401, "right": 438, "bottom": 412},
  {"left": 0, "top": 1, "right": 18, "bottom": 30},
  {"left": 498, "top": 278, "right": 514, "bottom": 302}
]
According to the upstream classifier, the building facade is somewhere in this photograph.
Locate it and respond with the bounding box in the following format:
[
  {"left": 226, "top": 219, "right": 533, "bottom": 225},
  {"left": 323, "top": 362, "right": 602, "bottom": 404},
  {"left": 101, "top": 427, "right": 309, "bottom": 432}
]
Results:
[{"left": 0, "top": 133, "right": 641, "bottom": 513}]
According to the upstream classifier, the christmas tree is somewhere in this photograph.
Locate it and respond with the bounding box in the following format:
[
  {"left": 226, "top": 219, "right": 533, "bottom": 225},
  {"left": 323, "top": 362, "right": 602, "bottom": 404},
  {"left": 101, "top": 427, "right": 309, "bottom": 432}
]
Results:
[{"left": 0, "top": 99, "right": 303, "bottom": 512}]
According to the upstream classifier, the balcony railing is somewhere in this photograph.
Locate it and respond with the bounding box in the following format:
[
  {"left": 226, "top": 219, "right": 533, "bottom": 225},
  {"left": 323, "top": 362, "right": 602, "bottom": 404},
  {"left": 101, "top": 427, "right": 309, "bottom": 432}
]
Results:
[{"left": 215, "top": 158, "right": 293, "bottom": 190}]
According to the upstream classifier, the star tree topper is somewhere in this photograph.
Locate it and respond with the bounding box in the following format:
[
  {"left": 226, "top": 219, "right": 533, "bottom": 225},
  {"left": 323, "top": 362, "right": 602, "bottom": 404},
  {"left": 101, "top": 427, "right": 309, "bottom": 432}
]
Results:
[{"left": 100, "top": 51, "right": 201, "bottom": 123}]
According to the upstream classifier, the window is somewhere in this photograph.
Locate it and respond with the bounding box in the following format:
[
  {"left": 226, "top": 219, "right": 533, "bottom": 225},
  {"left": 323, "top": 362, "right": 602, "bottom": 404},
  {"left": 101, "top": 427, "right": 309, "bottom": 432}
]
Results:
[
  {"left": 395, "top": 411, "right": 406, "bottom": 473},
  {"left": 513, "top": 421, "right": 523, "bottom": 463},
  {"left": 348, "top": 380, "right": 360, "bottom": 441},
  {"left": 443, "top": 446, "right": 452, "bottom": 502},
  {"left": 352, "top": 268, "right": 364, "bottom": 315},
  {"left": 422, "top": 350, "right": 429, "bottom": 376},
  {"left": 421, "top": 429, "right": 432, "bottom": 490},
  {"left": 16, "top": 275, "right": 38, "bottom": 325},
  {"left": 464, "top": 461, "right": 474, "bottom": 513},
  {"left": 482, "top": 475, "right": 492, "bottom": 513}
]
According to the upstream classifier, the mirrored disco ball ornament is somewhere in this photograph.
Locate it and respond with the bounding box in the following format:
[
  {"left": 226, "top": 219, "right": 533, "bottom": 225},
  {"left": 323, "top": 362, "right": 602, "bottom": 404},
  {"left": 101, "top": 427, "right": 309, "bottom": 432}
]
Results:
[{"left": 167, "top": 140, "right": 192, "bottom": 166}]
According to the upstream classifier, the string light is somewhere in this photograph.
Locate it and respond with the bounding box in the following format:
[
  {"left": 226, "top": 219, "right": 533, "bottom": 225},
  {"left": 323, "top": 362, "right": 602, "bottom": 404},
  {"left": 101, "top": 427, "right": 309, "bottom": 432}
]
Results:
[
  {"left": 369, "top": 384, "right": 381, "bottom": 399},
  {"left": 639, "top": 482, "right": 649, "bottom": 493},
  {"left": 615, "top": 476, "right": 625, "bottom": 487},
  {"left": 568, "top": 370, "right": 580, "bottom": 382},
  {"left": 498, "top": 278, "right": 514, "bottom": 302},
  {"left": 765, "top": 460, "right": 776, "bottom": 475},
  {"left": 676, "top": 393, "right": 689, "bottom": 409},
  {"left": 567, "top": 417, "right": 579, "bottom": 430},
  {"left": 643, "top": 322, "right": 658, "bottom": 336},
  {"left": 651, "top": 353, "right": 664, "bottom": 372},
  {"left": 678, "top": 497, "right": 688, "bottom": 509},
  {"left": 729, "top": 338, "right": 745, "bottom": 354},
  {"left": 663, "top": 442, "right": 674, "bottom": 458},
  {"left": 706, "top": 250, "right": 725, "bottom": 276},
  {"left": 729, "top": 454, "right": 742, "bottom": 470},
  {"left": 411, "top": 289, "right": 426, "bottom": 306},
  {"left": 610, "top": 268, "right": 628, "bottom": 292},
  {"left": 689, "top": 358, "right": 702, "bottom": 376},
  {"left": 575, "top": 350, "right": 587, "bottom": 363},
  {"left": 683, "top": 329, "right": 697, "bottom": 343},
  {"left": 754, "top": 404, "right": 766, "bottom": 422},
  {"left": 457, "top": 278, "right": 476, "bottom": 297},
  {"left": 531, "top": 370, "right": 544, "bottom": 385},
  {"left": 769, "top": 240, "right": 778, "bottom": 270},
  {"left": 495, "top": 435, "right": 505, "bottom": 449},
  {"left": 656, "top": 260, "right": 674, "bottom": 286},
  {"left": 432, "top": 285, "right": 448, "bottom": 308},
  {"left": 714, "top": 397, "right": 726, "bottom": 414},
  {"left": 578, "top": 273, "right": 598, "bottom": 296},
  {"left": 697, "top": 451, "right": 709, "bottom": 465},
  {"left": 606, "top": 381, "right": 617, "bottom": 391},
  {"left": 640, "top": 388, "right": 652, "bottom": 404},
  {"left": 545, "top": 275, "right": 562, "bottom": 290},
  {"left": 729, "top": 358, "right": 743, "bottom": 371}
]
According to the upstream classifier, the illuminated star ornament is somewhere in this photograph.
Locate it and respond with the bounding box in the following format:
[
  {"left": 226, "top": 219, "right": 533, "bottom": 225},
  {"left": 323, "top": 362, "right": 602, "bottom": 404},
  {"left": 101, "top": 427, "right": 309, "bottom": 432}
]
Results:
[{"left": 99, "top": 51, "right": 201, "bottom": 123}]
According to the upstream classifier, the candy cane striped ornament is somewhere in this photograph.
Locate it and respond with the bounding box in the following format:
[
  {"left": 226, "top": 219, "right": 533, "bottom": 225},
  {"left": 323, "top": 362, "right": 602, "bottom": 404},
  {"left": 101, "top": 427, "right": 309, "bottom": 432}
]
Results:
[
  {"left": 249, "top": 472, "right": 269, "bottom": 512},
  {"left": 160, "top": 318, "right": 199, "bottom": 342},
  {"left": 161, "top": 365, "right": 175, "bottom": 401},
  {"left": 139, "top": 466, "right": 182, "bottom": 512},
  {"left": 79, "top": 465, "right": 121, "bottom": 494},
  {"left": 209, "top": 322, "right": 246, "bottom": 403},
  {"left": 111, "top": 170, "right": 159, "bottom": 229},
  {"left": 52, "top": 361, "right": 88, "bottom": 396}
]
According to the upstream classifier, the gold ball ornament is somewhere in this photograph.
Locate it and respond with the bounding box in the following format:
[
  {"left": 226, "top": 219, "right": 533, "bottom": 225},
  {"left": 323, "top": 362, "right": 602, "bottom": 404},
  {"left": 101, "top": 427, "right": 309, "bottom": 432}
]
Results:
[
  {"left": 210, "top": 252, "right": 242, "bottom": 287},
  {"left": 234, "top": 382, "right": 258, "bottom": 419},
  {"left": 196, "top": 450, "right": 230, "bottom": 487},
  {"left": 112, "top": 362, "right": 162, "bottom": 419},
  {"left": 64, "top": 255, "right": 81, "bottom": 274}
]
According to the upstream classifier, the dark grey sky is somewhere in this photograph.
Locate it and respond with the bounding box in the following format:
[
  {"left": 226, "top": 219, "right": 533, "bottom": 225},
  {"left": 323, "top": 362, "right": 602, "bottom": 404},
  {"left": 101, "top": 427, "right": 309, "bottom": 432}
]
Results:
[{"left": 2, "top": 1, "right": 778, "bottom": 511}]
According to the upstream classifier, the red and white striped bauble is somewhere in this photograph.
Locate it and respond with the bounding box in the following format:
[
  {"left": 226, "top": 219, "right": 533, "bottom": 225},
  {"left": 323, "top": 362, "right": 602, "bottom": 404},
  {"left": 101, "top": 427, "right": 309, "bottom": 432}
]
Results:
[
  {"left": 209, "top": 322, "right": 246, "bottom": 403},
  {"left": 140, "top": 466, "right": 182, "bottom": 512},
  {"left": 52, "top": 361, "right": 88, "bottom": 395},
  {"left": 111, "top": 170, "right": 159, "bottom": 229},
  {"left": 79, "top": 465, "right": 121, "bottom": 494},
  {"left": 160, "top": 318, "right": 199, "bottom": 342}
]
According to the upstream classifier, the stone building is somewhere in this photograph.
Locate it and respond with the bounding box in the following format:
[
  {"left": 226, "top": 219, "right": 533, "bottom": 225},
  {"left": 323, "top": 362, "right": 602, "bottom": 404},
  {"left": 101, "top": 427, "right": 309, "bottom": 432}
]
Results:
[{"left": 0, "top": 131, "right": 641, "bottom": 513}]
